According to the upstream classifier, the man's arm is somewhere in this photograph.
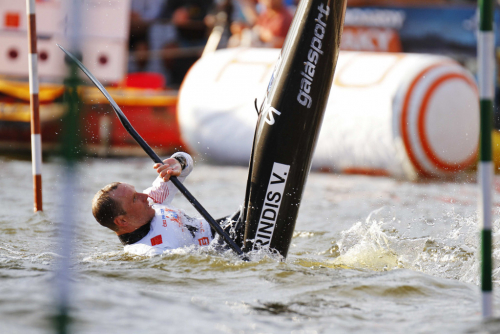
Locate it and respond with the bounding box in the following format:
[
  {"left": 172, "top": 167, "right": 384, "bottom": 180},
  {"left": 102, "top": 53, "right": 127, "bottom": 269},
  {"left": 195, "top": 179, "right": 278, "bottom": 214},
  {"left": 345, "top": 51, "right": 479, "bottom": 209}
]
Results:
[{"left": 144, "top": 152, "right": 194, "bottom": 205}]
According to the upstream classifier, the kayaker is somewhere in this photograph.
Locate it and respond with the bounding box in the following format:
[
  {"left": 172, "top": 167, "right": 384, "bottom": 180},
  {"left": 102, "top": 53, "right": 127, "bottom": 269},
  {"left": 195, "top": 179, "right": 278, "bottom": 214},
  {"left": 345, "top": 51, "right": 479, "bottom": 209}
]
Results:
[{"left": 91, "top": 152, "right": 243, "bottom": 256}]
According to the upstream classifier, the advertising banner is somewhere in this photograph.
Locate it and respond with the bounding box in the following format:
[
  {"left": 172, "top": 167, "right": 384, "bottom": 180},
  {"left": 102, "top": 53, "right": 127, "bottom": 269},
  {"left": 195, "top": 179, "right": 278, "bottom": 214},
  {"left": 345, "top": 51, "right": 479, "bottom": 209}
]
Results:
[{"left": 342, "top": 6, "right": 500, "bottom": 59}]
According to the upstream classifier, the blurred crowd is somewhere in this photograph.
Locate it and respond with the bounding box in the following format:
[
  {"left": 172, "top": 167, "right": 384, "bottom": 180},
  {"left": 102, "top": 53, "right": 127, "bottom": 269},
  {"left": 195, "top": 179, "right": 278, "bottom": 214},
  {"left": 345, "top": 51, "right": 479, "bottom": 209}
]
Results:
[
  {"left": 128, "top": 0, "right": 297, "bottom": 89},
  {"left": 127, "top": 0, "right": 478, "bottom": 89}
]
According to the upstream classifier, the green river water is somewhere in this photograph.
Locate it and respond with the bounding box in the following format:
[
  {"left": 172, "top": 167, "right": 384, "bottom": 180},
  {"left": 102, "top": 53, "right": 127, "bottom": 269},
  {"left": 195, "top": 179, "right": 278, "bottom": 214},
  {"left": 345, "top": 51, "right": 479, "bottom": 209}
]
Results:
[{"left": 1, "top": 156, "right": 499, "bottom": 333}]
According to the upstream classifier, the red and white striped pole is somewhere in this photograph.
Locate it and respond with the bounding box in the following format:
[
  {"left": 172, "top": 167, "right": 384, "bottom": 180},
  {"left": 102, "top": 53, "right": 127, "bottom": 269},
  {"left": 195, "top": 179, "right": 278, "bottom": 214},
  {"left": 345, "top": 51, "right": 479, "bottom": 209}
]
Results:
[{"left": 26, "top": 0, "right": 42, "bottom": 212}]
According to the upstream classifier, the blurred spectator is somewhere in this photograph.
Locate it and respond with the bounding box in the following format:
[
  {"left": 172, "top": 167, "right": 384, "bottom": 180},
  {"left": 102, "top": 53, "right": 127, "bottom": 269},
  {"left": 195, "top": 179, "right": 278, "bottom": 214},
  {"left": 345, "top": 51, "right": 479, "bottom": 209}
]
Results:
[
  {"left": 129, "top": 0, "right": 166, "bottom": 72},
  {"left": 160, "top": 0, "right": 214, "bottom": 43},
  {"left": 255, "top": 0, "right": 293, "bottom": 47},
  {"left": 229, "top": 0, "right": 293, "bottom": 48},
  {"left": 159, "top": 0, "right": 215, "bottom": 87}
]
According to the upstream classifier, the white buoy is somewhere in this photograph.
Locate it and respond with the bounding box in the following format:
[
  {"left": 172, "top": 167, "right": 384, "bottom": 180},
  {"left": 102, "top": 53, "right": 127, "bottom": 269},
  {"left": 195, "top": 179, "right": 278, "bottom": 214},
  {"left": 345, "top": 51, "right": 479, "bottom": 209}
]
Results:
[{"left": 178, "top": 48, "right": 479, "bottom": 179}]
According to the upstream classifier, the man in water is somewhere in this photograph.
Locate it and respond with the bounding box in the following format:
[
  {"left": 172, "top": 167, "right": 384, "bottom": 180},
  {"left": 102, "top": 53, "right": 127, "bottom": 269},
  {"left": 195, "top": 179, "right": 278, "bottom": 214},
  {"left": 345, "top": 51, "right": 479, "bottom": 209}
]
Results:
[{"left": 92, "top": 152, "right": 242, "bottom": 256}]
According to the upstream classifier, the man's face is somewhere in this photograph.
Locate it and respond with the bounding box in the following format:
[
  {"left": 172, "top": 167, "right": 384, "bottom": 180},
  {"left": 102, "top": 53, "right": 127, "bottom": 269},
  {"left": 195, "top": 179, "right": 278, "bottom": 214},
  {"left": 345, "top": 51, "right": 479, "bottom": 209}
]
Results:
[{"left": 112, "top": 183, "right": 155, "bottom": 232}]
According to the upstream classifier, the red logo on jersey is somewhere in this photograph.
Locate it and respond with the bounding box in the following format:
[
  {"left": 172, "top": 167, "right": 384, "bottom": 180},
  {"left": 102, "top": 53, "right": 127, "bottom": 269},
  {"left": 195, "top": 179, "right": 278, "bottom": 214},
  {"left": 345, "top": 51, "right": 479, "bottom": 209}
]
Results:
[
  {"left": 198, "top": 237, "right": 209, "bottom": 246},
  {"left": 162, "top": 220, "right": 167, "bottom": 227},
  {"left": 151, "top": 235, "right": 163, "bottom": 246}
]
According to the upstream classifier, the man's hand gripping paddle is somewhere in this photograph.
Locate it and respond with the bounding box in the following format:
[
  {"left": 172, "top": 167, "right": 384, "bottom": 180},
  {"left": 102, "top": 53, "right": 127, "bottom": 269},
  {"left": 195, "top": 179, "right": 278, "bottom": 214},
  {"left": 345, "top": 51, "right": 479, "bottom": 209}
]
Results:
[{"left": 58, "top": 44, "right": 249, "bottom": 261}]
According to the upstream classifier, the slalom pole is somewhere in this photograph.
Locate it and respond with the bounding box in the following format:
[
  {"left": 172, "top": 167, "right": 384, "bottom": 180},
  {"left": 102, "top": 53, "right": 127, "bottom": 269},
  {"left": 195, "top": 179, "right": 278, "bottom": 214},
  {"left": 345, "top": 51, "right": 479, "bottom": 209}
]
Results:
[
  {"left": 52, "top": 1, "right": 83, "bottom": 332},
  {"left": 26, "top": 0, "right": 42, "bottom": 212},
  {"left": 478, "top": 0, "right": 495, "bottom": 319},
  {"left": 57, "top": 45, "right": 249, "bottom": 261},
  {"left": 54, "top": 58, "right": 81, "bottom": 334}
]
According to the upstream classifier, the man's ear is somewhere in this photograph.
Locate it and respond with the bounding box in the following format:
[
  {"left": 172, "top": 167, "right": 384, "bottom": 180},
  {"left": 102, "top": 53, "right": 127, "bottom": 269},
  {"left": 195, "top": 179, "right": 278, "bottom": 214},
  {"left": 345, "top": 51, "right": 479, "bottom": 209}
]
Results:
[{"left": 114, "top": 215, "right": 128, "bottom": 228}]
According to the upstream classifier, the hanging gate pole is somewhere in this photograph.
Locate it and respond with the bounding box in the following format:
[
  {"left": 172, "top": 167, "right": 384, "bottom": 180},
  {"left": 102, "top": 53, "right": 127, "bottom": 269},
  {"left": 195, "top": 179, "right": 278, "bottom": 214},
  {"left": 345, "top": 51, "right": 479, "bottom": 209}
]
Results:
[
  {"left": 478, "top": 0, "right": 495, "bottom": 319},
  {"left": 26, "top": 0, "right": 43, "bottom": 212}
]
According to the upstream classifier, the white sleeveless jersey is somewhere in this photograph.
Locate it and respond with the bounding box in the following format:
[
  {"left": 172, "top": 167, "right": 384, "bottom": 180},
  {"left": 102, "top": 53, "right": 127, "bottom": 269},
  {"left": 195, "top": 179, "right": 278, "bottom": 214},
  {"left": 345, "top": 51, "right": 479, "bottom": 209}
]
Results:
[{"left": 123, "top": 153, "right": 213, "bottom": 256}]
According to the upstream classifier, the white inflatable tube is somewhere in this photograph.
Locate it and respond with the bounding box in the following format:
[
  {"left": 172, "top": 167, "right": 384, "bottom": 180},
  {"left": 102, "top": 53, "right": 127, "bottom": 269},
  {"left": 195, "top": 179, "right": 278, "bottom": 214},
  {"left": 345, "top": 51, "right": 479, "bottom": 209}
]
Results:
[{"left": 178, "top": 48, "right": 479, "bottom": 179}]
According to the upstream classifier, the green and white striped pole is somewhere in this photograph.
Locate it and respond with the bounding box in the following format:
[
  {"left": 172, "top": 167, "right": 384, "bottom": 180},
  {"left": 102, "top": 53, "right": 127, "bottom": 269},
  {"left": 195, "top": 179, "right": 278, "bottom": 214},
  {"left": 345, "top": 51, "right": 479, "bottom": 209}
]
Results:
[
  {"left": 478, "top": 0, "right": 495, "bottom": 319},
  {"left": 54, "top": 2, "right": 82, "bottom": 332}
]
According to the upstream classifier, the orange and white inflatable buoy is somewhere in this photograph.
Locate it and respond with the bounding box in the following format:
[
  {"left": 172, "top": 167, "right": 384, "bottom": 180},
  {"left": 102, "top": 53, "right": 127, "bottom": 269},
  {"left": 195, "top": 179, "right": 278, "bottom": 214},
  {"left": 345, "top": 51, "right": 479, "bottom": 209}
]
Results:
[{"left": 178, "top": 48, "right": 479, "bottom": 180}]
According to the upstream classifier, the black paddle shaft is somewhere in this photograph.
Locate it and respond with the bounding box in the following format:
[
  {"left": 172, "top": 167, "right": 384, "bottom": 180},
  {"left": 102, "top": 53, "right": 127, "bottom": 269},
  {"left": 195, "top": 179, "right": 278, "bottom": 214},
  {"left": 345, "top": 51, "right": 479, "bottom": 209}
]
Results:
[{"left": 58, "top": 44, "right": 249, "bottom": 261}]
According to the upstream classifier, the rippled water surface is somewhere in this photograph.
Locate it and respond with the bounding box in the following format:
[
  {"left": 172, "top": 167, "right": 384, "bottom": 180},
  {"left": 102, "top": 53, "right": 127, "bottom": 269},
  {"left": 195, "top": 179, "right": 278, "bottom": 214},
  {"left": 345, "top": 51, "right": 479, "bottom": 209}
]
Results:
[{"left": 1, "top": 156, "right": 500, "bottom": 333}]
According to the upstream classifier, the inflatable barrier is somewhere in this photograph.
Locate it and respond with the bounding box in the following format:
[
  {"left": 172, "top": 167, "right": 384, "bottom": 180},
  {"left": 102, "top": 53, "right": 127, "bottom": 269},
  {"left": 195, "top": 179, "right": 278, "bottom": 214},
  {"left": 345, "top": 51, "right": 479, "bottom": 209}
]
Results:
[{"left": 178, "top": 49, "right": 479, "bottom": 180}]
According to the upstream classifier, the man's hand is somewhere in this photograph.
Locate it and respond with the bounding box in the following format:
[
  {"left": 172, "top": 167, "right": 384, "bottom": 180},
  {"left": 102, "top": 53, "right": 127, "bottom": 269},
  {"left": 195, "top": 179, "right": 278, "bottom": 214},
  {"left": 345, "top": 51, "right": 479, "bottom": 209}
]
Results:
[{"left": 154, "top": 158, "right": 182, "bottom": 182}]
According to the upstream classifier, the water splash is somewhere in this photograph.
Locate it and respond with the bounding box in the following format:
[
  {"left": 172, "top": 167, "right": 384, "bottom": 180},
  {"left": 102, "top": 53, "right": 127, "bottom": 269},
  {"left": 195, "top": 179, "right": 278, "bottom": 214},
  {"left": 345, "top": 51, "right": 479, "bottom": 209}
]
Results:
[
  {"left": 332, "top": 212, "right": 400, "bottom": 271},
  {"left": 326, "top": 207, "right": 488, "bottom": 285}
]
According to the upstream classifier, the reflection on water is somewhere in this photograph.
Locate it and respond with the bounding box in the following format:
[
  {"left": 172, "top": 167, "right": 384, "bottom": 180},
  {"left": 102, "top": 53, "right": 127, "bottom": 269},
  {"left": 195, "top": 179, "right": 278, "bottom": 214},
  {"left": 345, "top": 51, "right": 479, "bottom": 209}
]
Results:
[{"left": 0, "top": 156, "right": 498, "bottom": 333}]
